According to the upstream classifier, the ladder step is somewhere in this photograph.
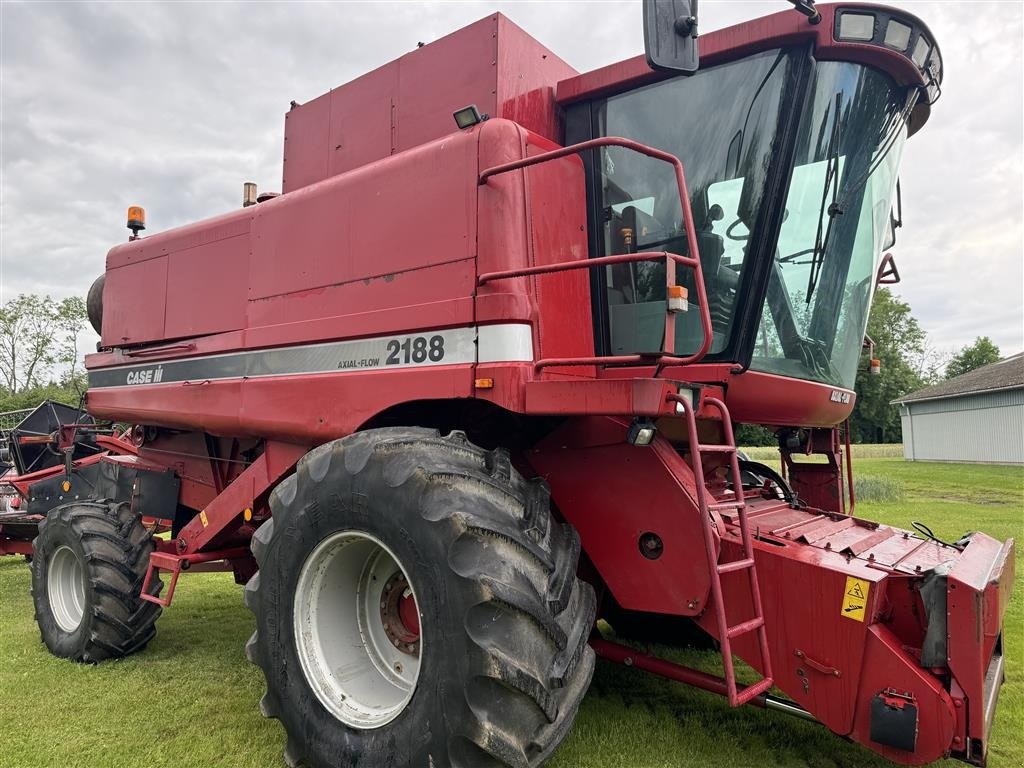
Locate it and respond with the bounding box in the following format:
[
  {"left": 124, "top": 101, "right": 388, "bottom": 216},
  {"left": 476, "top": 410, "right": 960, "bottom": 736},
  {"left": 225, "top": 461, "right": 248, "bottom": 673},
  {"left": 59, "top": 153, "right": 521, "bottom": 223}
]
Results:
[
  {"left": 698, "top": 444, "right": 736, "bottom": 454},
  {"left": 726, "top": 616, "right": 765, "bottom": 640},
  {"left": 717, "top": 557, "right": 755, "bottom": 574},
  {"left": 709, "top": 501, "right": 744, "bottom": 512},
  {"left": 734, "top": 676, "right": 775, "bottom": 706}
]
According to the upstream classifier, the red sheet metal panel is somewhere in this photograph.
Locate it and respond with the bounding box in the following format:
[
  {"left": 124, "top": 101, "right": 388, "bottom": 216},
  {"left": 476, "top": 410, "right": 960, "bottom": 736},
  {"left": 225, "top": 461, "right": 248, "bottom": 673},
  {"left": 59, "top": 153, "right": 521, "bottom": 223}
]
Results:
[
  {"left": 281, "top": 93, "right": 331, "bottom": 194},
  {"left": 496, "top": 14, "right": 575, "bottom": 141},
  {"left": 101, "top": 256, "right": 167, "bottom": 344},
  {"left": 524, "top": 134, "right": 592, "bottom": 371},
  {"left": 253, "top": 128, "right": 479, "bottom": 303},
  {"left": 164, "top": 235, "right": 248, "bottom": 339},
  {"left": 326, "top": 62, "right": 399, "bottom": 182},
  {"left": 282, "top": 14, "right": 577, "bottom": 194},
  {"left": 528, "top": 416, "right": 714, "bottom": 617}
]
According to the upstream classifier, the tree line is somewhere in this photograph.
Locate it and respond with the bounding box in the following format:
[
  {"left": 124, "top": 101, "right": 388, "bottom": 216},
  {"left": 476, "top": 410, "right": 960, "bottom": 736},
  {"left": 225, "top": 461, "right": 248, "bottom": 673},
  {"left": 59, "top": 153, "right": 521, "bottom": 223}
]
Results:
[
  {"left": 848, "top": 288, "right": 1000, "bottom": 443},
  {"left": 0, "top": 294, "right": 88, "bottom": 413}
]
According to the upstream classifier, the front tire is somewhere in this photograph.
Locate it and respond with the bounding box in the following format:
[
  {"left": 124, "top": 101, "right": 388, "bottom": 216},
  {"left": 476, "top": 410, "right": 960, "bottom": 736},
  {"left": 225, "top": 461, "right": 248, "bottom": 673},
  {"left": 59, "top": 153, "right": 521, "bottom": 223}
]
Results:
[
  {"left": 31, "top": 501, "right": 162, "bottom": 662},
  {"left": 245, "top": 428, "right": 596, "bottom": 767}
]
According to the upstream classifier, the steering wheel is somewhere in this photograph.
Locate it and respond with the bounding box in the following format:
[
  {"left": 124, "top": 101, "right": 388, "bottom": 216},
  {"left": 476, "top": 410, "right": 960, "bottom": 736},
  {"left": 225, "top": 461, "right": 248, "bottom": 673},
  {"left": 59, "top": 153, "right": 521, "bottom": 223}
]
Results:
[{"left": 725, "top": 218, "right": 750, "bottom": 242}]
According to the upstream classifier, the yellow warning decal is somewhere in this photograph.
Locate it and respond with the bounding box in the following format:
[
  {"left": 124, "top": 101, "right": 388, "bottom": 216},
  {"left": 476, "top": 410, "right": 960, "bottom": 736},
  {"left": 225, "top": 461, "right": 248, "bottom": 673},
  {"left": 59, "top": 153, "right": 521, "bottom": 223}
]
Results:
[
  {"left": 841, "top": 576, "right": 870, "bottom": 622},
  {"left": 200, "top": 510, "right": 209, "bottom": 528}
]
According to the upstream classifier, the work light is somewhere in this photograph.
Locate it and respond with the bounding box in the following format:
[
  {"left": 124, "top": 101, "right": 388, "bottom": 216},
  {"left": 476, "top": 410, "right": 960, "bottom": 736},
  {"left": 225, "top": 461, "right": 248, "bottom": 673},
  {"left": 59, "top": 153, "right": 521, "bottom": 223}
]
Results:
[
  {"left": 453, "top": 105, "right": 485, "bottom": 130},
  {"left": 627, "top": 419, "right": 657, "bottom": 447}
]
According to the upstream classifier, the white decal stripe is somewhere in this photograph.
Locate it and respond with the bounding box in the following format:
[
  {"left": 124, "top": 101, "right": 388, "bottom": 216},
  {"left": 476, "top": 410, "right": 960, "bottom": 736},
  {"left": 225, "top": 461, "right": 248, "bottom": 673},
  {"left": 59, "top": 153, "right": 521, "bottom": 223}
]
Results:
[
  {"left": 88, "top": 324, "right": 536, "bottom": 388},
  {"left": 477, "top": 323, "right": 534, "bottom": 363}
]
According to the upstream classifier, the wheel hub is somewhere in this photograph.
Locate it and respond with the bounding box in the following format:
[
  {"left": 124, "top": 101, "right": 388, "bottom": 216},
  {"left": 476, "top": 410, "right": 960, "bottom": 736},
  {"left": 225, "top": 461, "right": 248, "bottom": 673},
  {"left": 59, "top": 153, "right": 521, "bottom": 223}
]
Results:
[
  {"left": 380, "top": 571, "right": 420, "bottom": 653},
  {"left": 293, "top": 530, "right": 422, "bottom": 729},
  {"left": 47, "top": 545, "right": 86, "bottom": 633}
]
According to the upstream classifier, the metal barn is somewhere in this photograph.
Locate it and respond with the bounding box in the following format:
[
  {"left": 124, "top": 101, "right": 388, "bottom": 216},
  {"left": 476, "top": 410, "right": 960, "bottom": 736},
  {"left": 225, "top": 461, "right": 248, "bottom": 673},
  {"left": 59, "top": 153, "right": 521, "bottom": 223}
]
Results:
[{"left": 894, "top": 353, "right": 1024, "bottom": 464}]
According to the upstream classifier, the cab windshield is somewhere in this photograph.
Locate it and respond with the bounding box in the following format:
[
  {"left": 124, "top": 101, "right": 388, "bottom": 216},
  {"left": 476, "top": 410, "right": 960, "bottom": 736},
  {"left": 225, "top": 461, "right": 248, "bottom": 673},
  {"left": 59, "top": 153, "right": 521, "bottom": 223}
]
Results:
[{"left": 591, "top": 49, "right": 910, "bottom": 389}]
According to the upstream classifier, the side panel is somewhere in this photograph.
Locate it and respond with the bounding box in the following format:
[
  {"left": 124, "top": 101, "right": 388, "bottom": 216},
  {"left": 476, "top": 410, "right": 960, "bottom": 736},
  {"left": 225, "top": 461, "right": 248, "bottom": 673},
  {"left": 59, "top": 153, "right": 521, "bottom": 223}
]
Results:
[
  {"left": 527, "top": 416, "right": 714, "bottom": 616},
  {"left": 251, "top": 133, "right": 478, "bottom": 303},
  {"left": 164, "top": 235, "right": 249, "bottom": 339},
  {"left": 525, "top": 134, "right": 594, "bottom": 371},
  {"left": 102, "top": 257, "right": 168, "bottom": 344},
  {"left": 496, "top": 14, "right": 577, "bottom": 141}
]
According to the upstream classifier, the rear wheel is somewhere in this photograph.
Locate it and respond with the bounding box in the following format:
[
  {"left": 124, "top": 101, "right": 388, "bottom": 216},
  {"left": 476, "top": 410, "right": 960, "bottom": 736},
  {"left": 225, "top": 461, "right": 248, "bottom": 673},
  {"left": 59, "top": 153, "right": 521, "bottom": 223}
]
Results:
[
  {"left": 31, "top": 501, "right": 162, "bottom": 662},
  {"left": 245, "top": 428, "right": 596, "bottom": 767}
]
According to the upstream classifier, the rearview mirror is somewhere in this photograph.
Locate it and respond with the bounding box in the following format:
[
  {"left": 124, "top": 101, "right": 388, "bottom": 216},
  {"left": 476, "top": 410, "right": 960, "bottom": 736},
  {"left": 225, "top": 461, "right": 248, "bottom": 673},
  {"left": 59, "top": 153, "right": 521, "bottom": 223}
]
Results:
[{"left": 643, "top": 0, "right": 700, "bottom": 73}]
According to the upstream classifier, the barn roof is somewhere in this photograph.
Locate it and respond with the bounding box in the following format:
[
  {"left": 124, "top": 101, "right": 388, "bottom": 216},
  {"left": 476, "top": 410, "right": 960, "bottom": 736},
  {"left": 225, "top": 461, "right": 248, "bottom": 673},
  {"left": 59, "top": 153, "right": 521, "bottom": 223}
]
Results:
[{"left": 893, "top": 352, "right": 1024, "bottom": 404}]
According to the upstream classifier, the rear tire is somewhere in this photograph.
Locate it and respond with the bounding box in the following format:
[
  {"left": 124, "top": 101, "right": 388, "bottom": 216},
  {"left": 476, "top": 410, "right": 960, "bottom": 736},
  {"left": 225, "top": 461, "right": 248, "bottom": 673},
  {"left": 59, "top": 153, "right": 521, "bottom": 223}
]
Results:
[
  {"left": 245, "top": 428, "right": 596, "bottom": 767},
  {"left": 31, "top": 501, "right": 162, "bottom": 662}
]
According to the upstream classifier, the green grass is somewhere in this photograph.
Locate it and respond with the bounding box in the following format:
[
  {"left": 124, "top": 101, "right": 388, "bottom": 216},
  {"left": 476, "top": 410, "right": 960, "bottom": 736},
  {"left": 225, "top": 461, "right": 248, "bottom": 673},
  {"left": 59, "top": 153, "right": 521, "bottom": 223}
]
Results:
[
  {"left": 852, "top": 474, "right": 906, "bottom": 503},
  {"left": 1, "top": 456, "right": 1021, "bottom": 768}
]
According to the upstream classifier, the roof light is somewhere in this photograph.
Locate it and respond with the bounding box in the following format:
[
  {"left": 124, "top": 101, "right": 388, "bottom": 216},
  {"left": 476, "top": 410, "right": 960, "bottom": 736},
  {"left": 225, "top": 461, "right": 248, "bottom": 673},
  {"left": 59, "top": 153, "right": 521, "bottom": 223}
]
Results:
[
  {"left": 883, "top": 20, "right": 912, "bottom": 51},
  {"left": 453, "top": 105, "right": 486, "bottom": 130},
  {"left": 836, "top": 12, "right": 875, "bottom": 41},
  {"left": 126, "top": 205, "right": 145, "bottom": 239}
]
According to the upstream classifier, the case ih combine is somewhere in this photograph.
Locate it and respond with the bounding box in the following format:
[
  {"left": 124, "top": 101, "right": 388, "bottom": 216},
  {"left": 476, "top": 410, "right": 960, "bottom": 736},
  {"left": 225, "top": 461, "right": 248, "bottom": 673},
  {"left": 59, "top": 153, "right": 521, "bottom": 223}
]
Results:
[{"left": 0, "top": 1, "right": 1014, "bottom": 766}]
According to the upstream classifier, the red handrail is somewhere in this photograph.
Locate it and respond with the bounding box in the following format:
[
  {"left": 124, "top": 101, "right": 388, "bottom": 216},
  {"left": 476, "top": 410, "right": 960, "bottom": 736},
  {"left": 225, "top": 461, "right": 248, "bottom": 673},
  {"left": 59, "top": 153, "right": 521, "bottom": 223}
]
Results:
[{"left": 478, "top": 136, "right": 713, "bottom": 368}]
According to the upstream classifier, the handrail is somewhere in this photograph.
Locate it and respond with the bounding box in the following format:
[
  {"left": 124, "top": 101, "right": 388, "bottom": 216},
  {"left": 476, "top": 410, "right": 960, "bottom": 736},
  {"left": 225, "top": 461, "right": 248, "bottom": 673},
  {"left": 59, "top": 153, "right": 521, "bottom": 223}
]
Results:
[{"left": 478, "top": 136, "right": 713, "bottom": 368}]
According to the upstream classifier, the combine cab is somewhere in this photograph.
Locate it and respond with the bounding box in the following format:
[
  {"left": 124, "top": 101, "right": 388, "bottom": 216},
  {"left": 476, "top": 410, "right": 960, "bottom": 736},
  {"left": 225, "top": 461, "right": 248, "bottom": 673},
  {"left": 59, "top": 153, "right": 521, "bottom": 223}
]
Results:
[{"left": 6, "top": 2, "right": 1013, "bottom": 767}]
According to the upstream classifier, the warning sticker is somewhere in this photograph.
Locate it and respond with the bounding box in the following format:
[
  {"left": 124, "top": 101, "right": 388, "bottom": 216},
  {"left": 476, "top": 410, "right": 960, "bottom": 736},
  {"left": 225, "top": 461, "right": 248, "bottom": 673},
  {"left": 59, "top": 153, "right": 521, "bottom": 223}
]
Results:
[{"left": 841, "top": 576, "right": 871, "bottom": 622}]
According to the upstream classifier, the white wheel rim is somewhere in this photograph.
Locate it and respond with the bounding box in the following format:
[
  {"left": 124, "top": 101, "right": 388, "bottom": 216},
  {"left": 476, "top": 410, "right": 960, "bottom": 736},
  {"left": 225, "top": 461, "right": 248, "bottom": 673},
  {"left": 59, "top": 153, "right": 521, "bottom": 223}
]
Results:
[
  {"left": 48, "top": 545, "right": 87, "bottom": 632},
  {"left": 293, "top": 530, "right": 423, "bottom": 729}
]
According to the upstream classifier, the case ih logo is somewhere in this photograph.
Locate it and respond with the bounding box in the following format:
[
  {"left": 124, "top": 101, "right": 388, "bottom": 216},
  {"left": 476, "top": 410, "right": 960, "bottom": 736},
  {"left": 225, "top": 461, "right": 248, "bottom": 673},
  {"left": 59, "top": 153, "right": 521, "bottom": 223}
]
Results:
[
  {"left": 830, "top": 390, "right": 851, "bottom": 404},
  {"left": 126, "top": 366, "right": 164, "bottom": 385}
]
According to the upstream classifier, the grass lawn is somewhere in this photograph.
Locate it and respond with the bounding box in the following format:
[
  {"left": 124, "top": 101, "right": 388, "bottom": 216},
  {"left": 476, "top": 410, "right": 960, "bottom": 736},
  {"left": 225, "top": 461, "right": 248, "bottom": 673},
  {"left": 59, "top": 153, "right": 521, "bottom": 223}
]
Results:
[{"left": 1, "top": 454, "right": 1021, "bottom": 768}]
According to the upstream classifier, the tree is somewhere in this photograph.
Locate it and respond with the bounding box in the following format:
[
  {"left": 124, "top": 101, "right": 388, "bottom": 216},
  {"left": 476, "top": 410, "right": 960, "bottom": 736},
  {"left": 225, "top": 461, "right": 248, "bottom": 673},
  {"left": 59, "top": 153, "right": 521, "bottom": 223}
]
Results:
[
  {"left": 945, "top": 336, "right": 1000, "bottom": 379},
  {"left": 850, "top": 288, "right": 926, "bottom": 443},
  {"left": 0, "top": 294, "right": 88, "bottom": 394}
]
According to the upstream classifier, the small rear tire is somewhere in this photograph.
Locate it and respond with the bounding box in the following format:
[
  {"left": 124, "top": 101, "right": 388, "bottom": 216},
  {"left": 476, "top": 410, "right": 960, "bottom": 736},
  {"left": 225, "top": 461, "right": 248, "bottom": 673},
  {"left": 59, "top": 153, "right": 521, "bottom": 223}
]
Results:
[
  {"left": 245, "top": 428, "right": 596, "bottom": 767},
  {"left": 31, "top": 500, "right": 162, "bottom": 662}
]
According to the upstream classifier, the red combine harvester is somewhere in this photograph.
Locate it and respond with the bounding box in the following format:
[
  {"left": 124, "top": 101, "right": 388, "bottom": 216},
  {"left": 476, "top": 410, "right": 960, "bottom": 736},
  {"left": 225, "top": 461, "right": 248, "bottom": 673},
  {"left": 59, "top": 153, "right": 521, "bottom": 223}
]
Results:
[{"left": 3, "top": 2, "right": 1014, "bottom": 766}]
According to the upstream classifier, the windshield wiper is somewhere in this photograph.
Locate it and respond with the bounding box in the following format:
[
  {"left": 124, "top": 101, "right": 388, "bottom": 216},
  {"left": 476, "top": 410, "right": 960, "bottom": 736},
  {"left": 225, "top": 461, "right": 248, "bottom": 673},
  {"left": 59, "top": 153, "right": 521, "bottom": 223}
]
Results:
[
  {"left": 803, "top": 87, "right": 920, "bottom": 310},
  {"left": 805, "top": 92, "right": 843, "bottom": 305}
]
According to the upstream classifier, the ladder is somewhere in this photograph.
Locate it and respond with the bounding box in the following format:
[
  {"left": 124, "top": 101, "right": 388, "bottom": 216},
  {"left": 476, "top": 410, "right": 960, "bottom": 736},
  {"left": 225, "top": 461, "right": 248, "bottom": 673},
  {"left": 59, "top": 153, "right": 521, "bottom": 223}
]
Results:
[{"left": 676, "top": 393, "right": 774, "bottom": 706}]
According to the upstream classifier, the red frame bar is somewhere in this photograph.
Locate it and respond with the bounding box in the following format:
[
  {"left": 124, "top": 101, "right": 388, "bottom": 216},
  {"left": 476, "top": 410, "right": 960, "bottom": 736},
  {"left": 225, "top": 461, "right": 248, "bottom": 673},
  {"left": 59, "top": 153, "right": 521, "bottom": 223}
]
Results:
[
  {"left": 176, "top": 440, "right": 307, "bottom": 554},
  {"left": 479, "top": 136, "right": 714, "bottom": 367},
  {"left": 591, "top": 637, "right": 769, "bottom": 708},
  {"left": 140, "top": 547, "right": 251, "bottom": 607}
]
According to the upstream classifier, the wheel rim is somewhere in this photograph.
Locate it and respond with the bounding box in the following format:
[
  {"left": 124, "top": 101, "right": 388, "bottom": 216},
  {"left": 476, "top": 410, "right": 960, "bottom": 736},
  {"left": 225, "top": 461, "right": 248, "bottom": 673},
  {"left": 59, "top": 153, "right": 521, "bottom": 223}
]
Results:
[
  {"left": 47, "top": 545, "right": 87, "bottom": 632},
  {"left": 293, "top": 530, "right": 423, "bottom": 729}
]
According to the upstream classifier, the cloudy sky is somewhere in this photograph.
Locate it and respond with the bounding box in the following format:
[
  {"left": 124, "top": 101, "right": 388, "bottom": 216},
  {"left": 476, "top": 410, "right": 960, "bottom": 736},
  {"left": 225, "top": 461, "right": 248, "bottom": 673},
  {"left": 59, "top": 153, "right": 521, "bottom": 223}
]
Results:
[{"left": 1, "top": 0, "right": 1021, "bottom": 359}]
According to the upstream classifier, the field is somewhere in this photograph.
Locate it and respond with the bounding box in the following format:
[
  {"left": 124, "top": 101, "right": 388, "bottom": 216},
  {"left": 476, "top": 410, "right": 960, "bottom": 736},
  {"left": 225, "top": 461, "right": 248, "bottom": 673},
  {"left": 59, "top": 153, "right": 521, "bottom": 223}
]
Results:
[{"left": 1, "top": 453, "right": 1021, "bottom": 768}]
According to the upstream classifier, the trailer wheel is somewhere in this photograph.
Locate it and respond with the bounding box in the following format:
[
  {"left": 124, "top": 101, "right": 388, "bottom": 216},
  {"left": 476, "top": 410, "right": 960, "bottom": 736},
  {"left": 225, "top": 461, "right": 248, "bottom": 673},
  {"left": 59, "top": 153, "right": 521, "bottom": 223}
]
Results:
[
  {"left": 245, "top": 428, "right": 596, "bottom": 768},
  {"left": 31, "top": 501, "right": 162, "bottom": 662}
]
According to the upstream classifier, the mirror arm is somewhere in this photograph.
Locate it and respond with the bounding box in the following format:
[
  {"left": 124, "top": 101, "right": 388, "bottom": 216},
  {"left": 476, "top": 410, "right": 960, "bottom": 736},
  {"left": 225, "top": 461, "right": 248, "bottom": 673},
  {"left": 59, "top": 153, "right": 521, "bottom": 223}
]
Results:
[{"left": 787, "top": 1, "right": 821, "bottom": 24}]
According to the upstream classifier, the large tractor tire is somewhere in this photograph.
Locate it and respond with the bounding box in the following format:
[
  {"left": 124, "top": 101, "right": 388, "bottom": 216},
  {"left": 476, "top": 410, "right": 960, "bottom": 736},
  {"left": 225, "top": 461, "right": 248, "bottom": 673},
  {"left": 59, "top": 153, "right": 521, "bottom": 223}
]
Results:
[
  {"left": 245, "top": 428, "right": 596, "bottom": 768},
  {"left": 31, "top": 500, "right": 162, "bottom": 662}
]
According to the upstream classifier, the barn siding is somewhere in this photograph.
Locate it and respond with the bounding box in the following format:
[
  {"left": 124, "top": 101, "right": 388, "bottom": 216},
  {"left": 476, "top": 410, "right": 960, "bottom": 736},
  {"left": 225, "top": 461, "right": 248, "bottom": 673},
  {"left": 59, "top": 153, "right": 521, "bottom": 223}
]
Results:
[{"left": 899, "top": 388, "right": 1024, "bottom": 464}]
